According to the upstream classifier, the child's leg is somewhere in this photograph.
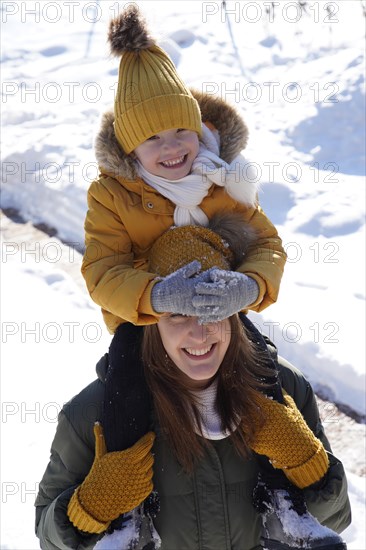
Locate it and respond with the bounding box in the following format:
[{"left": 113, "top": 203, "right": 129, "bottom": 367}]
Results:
[
  {"left": 242, "top": 315, "right": 347, "bottom": 548},
  {"left": 102, "top": 322, "right": 152, "bottom": 452},
  {"left": 253, "top": 471, "right": 347, "bottom": 549}
]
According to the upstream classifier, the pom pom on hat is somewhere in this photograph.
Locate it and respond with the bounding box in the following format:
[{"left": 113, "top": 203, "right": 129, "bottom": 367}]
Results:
[
  {"left": 108, "top": 5, "right": 154, "bottom": 55},
  {"left": 108, "top": 5, "right": 202, "bottom": 154}
]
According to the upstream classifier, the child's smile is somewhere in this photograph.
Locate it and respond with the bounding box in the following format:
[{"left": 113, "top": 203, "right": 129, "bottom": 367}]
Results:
[
  {"left": 133, "top": 128, "right": 200, "bottom": 180},
  {"left": 160, "top": 154, "right": 187, "bottom": 168}
]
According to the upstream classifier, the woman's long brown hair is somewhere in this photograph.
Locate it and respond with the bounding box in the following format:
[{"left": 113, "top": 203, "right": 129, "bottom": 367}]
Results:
[{"left": 142, "top": 314, "right": 275, "bottom": 473}]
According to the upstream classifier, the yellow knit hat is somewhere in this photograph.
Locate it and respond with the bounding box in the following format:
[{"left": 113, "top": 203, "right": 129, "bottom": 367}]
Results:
[
  {"left": 149, "top": 212, "right": 257, "bottom": 277},
  {"left": 108, "top": 6, "right": 202, "bottom": 154}
]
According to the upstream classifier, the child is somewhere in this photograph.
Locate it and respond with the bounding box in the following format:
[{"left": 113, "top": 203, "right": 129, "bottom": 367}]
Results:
[{"left": 82, "top": 4, "right": 286, "bottom": 448}]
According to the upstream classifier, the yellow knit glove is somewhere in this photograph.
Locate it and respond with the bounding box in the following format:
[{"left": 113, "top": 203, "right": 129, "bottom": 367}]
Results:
[
  {"left": 67, "top": 423, "right": 155, "bottom": 534},
  {"left": 251, "top": 393, "right": 329, "bottom": 489}
]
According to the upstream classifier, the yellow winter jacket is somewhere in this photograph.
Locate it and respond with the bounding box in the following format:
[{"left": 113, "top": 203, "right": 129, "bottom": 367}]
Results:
[{"left": 82, "top": 91, "right": 287, "bottom": 333}]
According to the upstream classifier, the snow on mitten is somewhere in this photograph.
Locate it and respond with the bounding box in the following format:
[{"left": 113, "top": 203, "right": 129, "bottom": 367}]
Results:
[
  {"left": 67, "top": 424, "right": 155, "bottom": 534},
  {"left": 251, "top": 392, "right": 329, "bottom": 489},
  {"left": 193, "top": 269, "right": 259, "bottom": 323}
]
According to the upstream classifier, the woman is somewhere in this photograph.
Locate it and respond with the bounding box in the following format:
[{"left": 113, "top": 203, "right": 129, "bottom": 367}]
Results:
[{"left": 35, "top": 220, "right": 350, "bottom": 550}]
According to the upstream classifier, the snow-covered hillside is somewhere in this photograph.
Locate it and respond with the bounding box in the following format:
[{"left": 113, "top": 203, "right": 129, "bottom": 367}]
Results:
[{"left": 1, "top": 1, "right": 365, "bottom": 548}]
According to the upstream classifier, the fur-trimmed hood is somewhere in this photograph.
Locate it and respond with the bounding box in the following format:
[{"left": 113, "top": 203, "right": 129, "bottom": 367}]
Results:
[{"left": 95, "top": 90, "right": 249, "bottom": 181}]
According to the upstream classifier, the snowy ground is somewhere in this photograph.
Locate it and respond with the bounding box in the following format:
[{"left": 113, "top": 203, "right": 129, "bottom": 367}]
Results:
[{"left": 1, "top": 1, "right": 365, "bottom": 548}]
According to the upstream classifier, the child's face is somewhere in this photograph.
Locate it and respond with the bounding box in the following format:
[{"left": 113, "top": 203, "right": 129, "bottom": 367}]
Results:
[{"left": 133, "top": 128, "right": 200, "bottom": 180}]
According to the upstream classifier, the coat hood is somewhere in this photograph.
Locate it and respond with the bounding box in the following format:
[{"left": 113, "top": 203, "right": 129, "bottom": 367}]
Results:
[{"left": 95, "top": 90, "right": 249, "bottom": 180}]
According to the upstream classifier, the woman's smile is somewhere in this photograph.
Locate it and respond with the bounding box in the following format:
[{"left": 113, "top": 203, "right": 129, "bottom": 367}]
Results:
[{"left": 183, "top": 343, "right": 215, "bottom": 359}]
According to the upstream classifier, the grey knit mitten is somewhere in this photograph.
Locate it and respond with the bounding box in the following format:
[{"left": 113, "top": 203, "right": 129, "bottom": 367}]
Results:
[
  {"left": 193, "top": 269, "right": 259, "bottom": 323},
  {"left": 151, "top": 260, "right": 211, "bottom": 316}
]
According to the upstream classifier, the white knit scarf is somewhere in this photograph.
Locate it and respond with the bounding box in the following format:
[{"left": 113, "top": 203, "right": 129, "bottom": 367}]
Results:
[{"left": 136, "top": 124, "right": 259, "bottom": 227}]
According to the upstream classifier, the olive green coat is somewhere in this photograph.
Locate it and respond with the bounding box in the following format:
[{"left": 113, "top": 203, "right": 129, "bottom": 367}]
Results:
[{"left": 35, "top": 356, "right": 351, "bottom": 550}]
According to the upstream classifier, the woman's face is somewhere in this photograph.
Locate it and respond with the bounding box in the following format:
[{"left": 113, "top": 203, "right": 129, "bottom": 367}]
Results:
[{"left": 157, "top": 315, "right": 231, "bottom": 388}]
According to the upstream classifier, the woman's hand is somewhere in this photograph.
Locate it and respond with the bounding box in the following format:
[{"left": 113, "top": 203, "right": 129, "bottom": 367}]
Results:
[
  {"left": 67, "top": 424, "right": 155, "bottom": 533},
  {"left": 251, "top": 392, "right": 329, "bottom": 489}
]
